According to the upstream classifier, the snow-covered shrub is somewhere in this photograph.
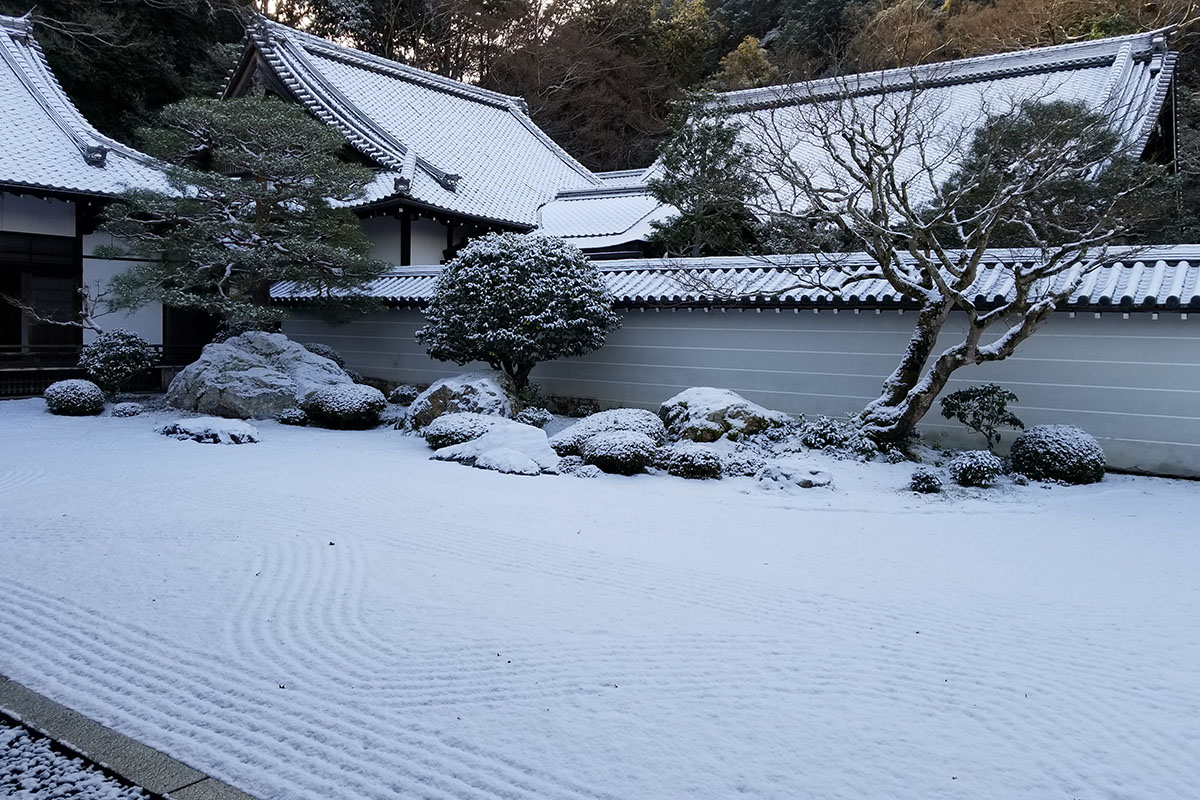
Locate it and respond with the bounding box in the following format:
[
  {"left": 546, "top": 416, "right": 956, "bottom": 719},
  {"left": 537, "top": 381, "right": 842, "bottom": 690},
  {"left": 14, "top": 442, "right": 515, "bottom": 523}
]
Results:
[
  {"left": 78, "top": 329, "right": 155, "bottom": 394},
  {"left": 431, "top": 423, "right": 559, "bottom": 475},
  {"left": 550, "top": 408, "right": 667, "bottom": 456},
  {"left": 110, "top": 402, "right": 145, "bottom": 418},
  {"left": 515, "top": 407, "right": 553, "bottom": 429},
  {"left": 301, "top": 341, "right": 346, "bottom": 368},
  {"left": 557, "top": 455, "right": 602, "bottom": 478},
  {"left": 939, "top": 383, "right": 1025, "bottom": 448},
  {"left": 721, "top": 451, "right": 766, "bottom": 477},
  {"left": 277, "top": 408, "right": 308, "bottom": 426},
  {"left": 908, "top": 467, "right": 943, "bottom": 494},
  {"left": 1010, "top": 424, "right": 1105, "bottom": 485},
  {"left": 659, "top": 387, "right": 789, "bottom": 442},
  {"left": 947, "top": 450, "right": 1004, "bottom": 487},
  {"left": 300, "top": 384, "right": 387, "bottom": 430},
  {"left": 43, "top": 379, "right": 105, "bottom": 416},
  {"left": 388, "top": 384, "right": 420, "bottom": 405},
  {"left": 159, "top": 417, "right": 260, "bottom": 444},
  {"left": 581, "top": 430, "right": 657, "bottom": 475},
  {"left": 421, "top": 412, "right": 507, "bottom": 449},
  {"left": 655, "top": 443, "right": 723, "bottom": 479},
  {"left": 415, "top": 233, "right": 620, "bottom": 392},
  {"left": 797, "top": 415, "right": 877, "bottom": 460}
]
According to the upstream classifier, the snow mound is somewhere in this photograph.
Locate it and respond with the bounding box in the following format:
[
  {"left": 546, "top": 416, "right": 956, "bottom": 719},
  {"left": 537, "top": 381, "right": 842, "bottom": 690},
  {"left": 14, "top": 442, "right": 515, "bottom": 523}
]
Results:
[
  {"left": 581, "top": 430, "right": 657, "bottom": 475},
  {"left": 166, "top": 331, "right": 352, "bottom": 419},
  {"left": 1010, "top": 424, "right": 1106, "bottom": 484},
  {"left": 300, "top": 384, "right": 387, "bottom": 430},
  {"left": 550, "top": 408, "right": 666, "bottom": 456},
  {"left": 421, "top": 412, "right": 511, "bottom": 449},
  {"left": 110, "top": 402, "right": 145, "bottom": 418},
  {"left": 44, "top": 379, "right": 105, "bottom": 416},
  {"left": 432, "top": 422, "right": 559, "bottom": 475},
  {"left": 407, "top": 372, "right": 513, "bottom": 429},
  {"left": 756, "top": 460, "right": 832, "bottom": 489},
  {"left": 158, "top": 417, "right": 260, "bottom": 445},
  {"left": 660, "top": 387, "right": 789, "bottom": 442}
]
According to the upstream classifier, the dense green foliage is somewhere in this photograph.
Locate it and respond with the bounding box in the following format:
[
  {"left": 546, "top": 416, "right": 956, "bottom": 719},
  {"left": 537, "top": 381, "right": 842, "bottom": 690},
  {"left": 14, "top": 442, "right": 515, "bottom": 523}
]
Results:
[
  {"left": 100, "top": 96, "right": 385, "bottom": 327},
  {"left": 939, "top": 384, "right": 1024, "bottom": 449}
]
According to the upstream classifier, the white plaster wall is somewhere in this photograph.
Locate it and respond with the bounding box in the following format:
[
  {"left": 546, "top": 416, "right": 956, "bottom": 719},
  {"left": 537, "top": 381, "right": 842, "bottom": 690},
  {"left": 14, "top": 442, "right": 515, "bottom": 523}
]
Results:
[
  {"left": 81, "top": 232, "right": 162, "bottom": 344},
  {"left": 284, "top": 307, "right": 1200, "bottom": 477},
  {"left": 410, "top": 218, "right": 446, "bottom": 264},
  {"left": 0, "top": 193, "right": 74, "bottom": 236},
  {"left": 361, "top": 216, "right": 404, "bottom": 264}
]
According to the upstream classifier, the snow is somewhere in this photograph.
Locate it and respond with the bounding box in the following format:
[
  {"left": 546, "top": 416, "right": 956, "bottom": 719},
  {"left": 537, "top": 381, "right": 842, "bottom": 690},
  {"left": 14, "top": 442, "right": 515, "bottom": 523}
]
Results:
[
  {"left": 659, "top": 387, "right": 789, "bottom": 442},
  {"left": 157, "top": 417, "right": 261, "bottom": 445},
  {"left": 432, "top": 422, "right": 560, "bottom": 475},
  {"left": 1, "top": 720, "right": 149, "bottom": 799},
  {"left": 1, "top": 397, "right": 1199, "bottom": 800}
]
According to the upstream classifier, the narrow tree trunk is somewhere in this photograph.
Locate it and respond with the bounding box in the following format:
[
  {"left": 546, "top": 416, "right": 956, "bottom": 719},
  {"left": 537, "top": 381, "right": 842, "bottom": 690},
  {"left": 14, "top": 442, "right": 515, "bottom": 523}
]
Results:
[{"left": 859, "top": 301, "right": 953, "bottom": 441}]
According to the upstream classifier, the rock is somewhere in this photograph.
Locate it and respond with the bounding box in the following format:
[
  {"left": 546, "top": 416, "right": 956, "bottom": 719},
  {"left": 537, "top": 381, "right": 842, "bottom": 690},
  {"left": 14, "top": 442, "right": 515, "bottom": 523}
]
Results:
[
  {"left": 158, "top": 417, "right": 260, "bottom": 444},
  {"left": 166, "top": 332, "right": 352, "bottom": 419},
  {"left": 756, "top": 460, "right": 832, "bottom": 489},
  {"left": 406, "top": 372, "right": 513, "bottom": 429},
  {"left": 431, "top": 422, "right": 559, "bottom": 475},
  {"left": 660, "top": 387, "right": 789, "bottom": 442},
  {"left": 421, "top": 412, "right": 511, "bottom": 449}
]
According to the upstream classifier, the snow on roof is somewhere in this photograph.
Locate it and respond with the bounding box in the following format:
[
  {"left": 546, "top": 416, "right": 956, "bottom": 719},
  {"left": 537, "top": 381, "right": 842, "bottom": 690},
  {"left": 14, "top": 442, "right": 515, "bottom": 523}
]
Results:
[
  {"left": 229, "top": 17, "right": 599, "bottom": 227},
  {"left": 272, "top": 245, "right": 1200, "bottom": 311},
  {"left": 0, "top": 13, "right": 168, "bottom": 198},
  {"left": 535, "top": 30, "right": 1178, "bottom": 249}
]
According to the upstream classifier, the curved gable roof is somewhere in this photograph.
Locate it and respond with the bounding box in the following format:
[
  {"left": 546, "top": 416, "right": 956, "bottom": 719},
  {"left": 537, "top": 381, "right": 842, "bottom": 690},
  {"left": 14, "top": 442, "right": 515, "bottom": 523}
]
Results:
[{"left": 227, "top": 18, "right": 599, "bottom": 227}]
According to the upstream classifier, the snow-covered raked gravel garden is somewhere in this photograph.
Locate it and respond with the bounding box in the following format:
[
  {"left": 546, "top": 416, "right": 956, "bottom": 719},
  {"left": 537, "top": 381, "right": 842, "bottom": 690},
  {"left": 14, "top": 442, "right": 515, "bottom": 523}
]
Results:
[{"left": 1, "top": 390, "right": 1199, "bottom": 800}]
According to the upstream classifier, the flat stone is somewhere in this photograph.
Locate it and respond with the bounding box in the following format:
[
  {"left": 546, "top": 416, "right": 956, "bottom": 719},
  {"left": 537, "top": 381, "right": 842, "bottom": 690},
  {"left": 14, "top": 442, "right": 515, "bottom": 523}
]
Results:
[
  {"left": 169, "top": 777, "right": 262, "bottom": 800},
  {"left": 756, "top": 460, "right": 833, "bottom": 489}
]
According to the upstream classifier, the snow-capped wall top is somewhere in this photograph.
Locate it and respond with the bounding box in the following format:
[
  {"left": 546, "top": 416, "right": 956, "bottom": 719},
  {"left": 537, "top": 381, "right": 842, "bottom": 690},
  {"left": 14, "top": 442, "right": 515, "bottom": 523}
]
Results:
[
  {"left": 273, "top": 246, "right": 1200, "bottom": 311},
  {"left": 0, "top": 13, "right": 168, "bottom": 197},
  {"left": 225, "top": 16, "right": 599, "bottom": 227}
]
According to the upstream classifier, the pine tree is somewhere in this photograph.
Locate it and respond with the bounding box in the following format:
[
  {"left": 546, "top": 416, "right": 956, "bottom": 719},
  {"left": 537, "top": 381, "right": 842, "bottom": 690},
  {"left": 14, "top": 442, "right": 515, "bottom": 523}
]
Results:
[{"left": 100, "top": 96, "right": 386, "bottom": 327}]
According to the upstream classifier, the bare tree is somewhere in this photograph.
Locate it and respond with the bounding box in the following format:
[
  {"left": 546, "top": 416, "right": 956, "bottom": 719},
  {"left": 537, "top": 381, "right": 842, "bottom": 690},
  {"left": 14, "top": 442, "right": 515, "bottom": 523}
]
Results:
[{"left": 718, "top": 74, "right": 1170, "bottom": 444}]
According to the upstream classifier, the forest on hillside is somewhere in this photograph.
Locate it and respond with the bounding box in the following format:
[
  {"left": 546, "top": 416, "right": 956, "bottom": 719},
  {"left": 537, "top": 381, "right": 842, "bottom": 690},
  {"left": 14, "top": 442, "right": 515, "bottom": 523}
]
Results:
[{"left": 4, "top": 0, "right": 1197, "bottom": 173}]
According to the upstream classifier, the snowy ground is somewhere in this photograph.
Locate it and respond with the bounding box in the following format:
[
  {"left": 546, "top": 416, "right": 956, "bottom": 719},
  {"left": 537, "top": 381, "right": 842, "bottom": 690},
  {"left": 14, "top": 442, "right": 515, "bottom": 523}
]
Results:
[
  {"left": 1, "top": 717, "right": 150, "bottom": 799},
  {"left": 0, "top": 397, "right": 1198, "bottom": 800}
]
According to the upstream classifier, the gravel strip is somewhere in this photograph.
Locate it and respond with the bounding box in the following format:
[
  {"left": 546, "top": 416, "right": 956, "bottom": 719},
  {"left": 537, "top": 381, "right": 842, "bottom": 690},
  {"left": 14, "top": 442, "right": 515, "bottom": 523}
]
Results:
[{"left": 1, "top": 717, "right": 153, "bottom": 799}]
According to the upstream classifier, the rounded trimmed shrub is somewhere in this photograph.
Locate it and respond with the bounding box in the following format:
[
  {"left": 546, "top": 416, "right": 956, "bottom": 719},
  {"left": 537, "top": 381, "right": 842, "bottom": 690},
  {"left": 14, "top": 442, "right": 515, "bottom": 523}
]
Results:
[
  {"left": 655, "top": 443, "right": 723, "bottom": 479},
  {"left": 581, "top": 430, "right": 657, "bottom": 475},
  {"left": 78, "top": 329, "right": 155, "bottom": 393},
  {"left": 421, "top": 412, "right": 506, "bottom": 449},
  {"left": 721, "top": 451, "right": 766, "bottom": 478},
  {"left": 909, "top": 467, "right": 943, "bottom": 494},
  {"left": 302, "top": 342, "right": 346, "bottom": 368},
  {"left": 1010, "top": 424, "right": 1105, "bottom": 485},
  {"left": 277, "top": 408, "right": 309, "bottom": 426},
  {"left": 44, "top": 379, "right": 105, "bottom": 416},
  {"left": 515, "top": 407, "right": 553, "bottom": 429},
  {"left": 388, "top": 384, "right": 421, "bottom": 405},
  {"left": 300, "top": 384, "right": 387, "bottom": 430},
  {"left": 110, "top": 401, "right": 145, "bottom": 418},
  {"left": 947, "top": 450, "right": 1003, "bottom": 487},
  {"left": 549, "top": 408, "right": 667, "bottom": 456}
]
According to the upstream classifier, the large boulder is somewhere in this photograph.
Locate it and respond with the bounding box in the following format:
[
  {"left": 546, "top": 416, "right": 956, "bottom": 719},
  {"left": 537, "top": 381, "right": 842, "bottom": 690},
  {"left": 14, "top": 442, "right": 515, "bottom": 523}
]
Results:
[
  {"left": 659, "top": 387, "right": 789, "bottom": 442},
  {"left": 406, "top": 372, "right": 513, "bottom": 429},
  {"left": 166, "top": 331, "right": 351, "bottom": 419}
]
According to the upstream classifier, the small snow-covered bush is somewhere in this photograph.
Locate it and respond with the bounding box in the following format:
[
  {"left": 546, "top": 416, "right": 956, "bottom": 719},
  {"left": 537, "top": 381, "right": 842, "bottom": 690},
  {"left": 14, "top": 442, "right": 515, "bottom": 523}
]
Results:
[
  {"left": 110, "top": 402, "right": 145, "bottom": 418},
  {"left": 721, "top": 451, "right": 766, "bottom": 477},
  {"left": 421, "top": 412, "right": 507, "bottom": 449},
  {"left": 1010, "top": 424, "right": 1105, "bottom": 485},
  {"left": 581, "top": 430, "right": 657, "bottom": 475},
  {"left": 300, "top": 384, "right": 387, "bottom": 430},
  {"left": 797, "top": 415, "right": 877, "bottom": 460},
  {"left": 159, "top": 417, "right": 260, "bottom": 444},
  {"left": 78, "top": 329, "right": 155, "bottom": 394},
  {"left": 947, "top": 450, "right": 1003, "bottom": 487},
  {"left": 550, "top": 408, "right": 667, "bottom": 456},
  {"left": 557, "top": 455, "right": 602, "bottom": 478},
  {"left": 909, "top": 467, "right": 943, "bottom": 494},
  {"left": 44, "top": 379, "right": 105, "bottom": 416},
  {"left": 301, "top": 342, "right": 346, "bottom": 368},
  {"left": 515, "top": 407, "right": 553, "bottom": 429},
  {"left": 655, "top": 443, "right": 723, "bottom": 479},
  {"left": 388, "top": 384, "right": 420, "bottom": 405},
  {"left": 277, "top": 408, "right": 308, "bottom": 426}
]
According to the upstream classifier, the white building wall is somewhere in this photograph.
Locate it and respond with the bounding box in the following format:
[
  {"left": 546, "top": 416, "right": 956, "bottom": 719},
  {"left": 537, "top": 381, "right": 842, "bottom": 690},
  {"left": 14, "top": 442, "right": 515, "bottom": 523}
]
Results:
[
  {"left": 283, "top": 307, "right": 1200, "bottom": 477},
  {"left": 0, "top": 192, "right": 74, "bottom": 236},
  {"left": 410, "top": 218, "right": 446, "bottom": 264},
  {"left": 361, "top": 215, "right": 449, "bottom": 266},
  {"left": 81, "top": 233, "right": 162, "bottom": 345}
]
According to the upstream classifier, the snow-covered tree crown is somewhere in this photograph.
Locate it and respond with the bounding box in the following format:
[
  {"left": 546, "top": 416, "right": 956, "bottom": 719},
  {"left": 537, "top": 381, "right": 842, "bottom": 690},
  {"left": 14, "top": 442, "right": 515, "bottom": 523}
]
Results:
[{"left": 416, "top": 233, "right": 620, "bottom": 389}]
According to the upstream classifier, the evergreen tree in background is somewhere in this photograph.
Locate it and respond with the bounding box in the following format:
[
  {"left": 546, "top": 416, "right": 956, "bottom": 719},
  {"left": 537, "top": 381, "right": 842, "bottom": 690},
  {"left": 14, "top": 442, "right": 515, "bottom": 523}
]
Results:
[{"left": 99, "top": 97, "right": 386, "bottom": 327}]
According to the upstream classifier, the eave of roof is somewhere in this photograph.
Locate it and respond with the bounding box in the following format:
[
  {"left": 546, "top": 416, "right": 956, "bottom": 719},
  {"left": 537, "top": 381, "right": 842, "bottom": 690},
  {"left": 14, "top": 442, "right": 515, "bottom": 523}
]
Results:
[{"left": 272, "top": 245, "right": 1200, "bottom": 311}]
